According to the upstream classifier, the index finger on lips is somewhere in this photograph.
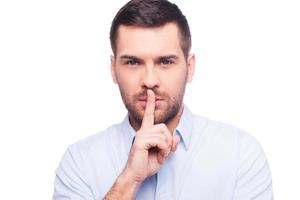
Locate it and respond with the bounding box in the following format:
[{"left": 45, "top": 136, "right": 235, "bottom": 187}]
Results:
[{"left": 141, "top": 89, "right": 155, "bottom": 129}]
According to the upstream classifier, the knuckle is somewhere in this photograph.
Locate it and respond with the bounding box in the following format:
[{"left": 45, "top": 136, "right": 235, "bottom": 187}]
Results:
[
  {"left": 158, "top": 123, "right": 168, "bottom": 130},
  {"left": 159, "top": 137, "right": 168, "bottom": 146},
  {"left": 162, "top": 142, "right": 168, "bottom": 150},
  {"left": 157, "top": 134, "right": 166, "bottom": 141}
]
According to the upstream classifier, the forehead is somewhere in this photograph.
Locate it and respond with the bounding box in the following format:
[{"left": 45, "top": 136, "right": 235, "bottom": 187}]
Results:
[{"left": 115, "top": 23, "right": 184, "bottom": 58}]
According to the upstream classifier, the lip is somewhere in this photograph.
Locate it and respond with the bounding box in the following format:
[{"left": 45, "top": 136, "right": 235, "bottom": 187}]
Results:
[
  {"left": 138, "top": 97, "right": 164, "bottom": 101},
  {"left": 137, "top": 98, "right": 164, "bottom": 108}
]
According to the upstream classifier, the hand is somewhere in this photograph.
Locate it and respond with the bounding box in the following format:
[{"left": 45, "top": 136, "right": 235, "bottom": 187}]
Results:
[{"left": 122, "top": 89, "right": 180, "bottom": 184}]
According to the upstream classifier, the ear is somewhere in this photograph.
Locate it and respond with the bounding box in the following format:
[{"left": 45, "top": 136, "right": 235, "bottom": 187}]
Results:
[
  {"left": 110, "top": 55, "right": 118, "bottom": 84},
  {"left": 186, "top": 53, "right": 195, "bottom": 83}
]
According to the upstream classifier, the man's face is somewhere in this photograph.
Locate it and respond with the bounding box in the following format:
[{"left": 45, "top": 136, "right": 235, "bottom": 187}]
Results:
[{"left": 111, "top": 23, "right": 194, "bottom": 125}]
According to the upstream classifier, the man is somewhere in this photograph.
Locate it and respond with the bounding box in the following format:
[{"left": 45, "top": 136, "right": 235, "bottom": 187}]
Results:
[{"left": 53, "top": 0, "right": 273, "bottom": 199}]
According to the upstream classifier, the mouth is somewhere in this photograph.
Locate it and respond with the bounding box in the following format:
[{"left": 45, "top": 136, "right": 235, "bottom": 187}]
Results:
[
  {"left": 137, "top": 97, "right": 164, "bottom": 108},
  {"left": 138, "top": 97, "right": 164, "bottom": 102}
]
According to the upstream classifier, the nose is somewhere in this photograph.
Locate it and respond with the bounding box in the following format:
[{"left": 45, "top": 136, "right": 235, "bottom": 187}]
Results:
[{"left": 142, "top": 65, "right": 159, "bottom": 89}]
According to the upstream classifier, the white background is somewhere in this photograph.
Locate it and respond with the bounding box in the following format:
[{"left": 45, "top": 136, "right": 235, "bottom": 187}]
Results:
[{"left": 0, "top": 0, "right": 299, "bottom": 199}]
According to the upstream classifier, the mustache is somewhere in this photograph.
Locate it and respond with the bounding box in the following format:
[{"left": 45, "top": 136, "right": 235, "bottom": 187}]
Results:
[{"left": 133, "top": 89, "right": 168, "bottom": 100}]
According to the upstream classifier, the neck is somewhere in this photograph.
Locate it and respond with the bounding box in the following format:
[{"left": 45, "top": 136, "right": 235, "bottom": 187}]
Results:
[{"left": 129, "top": 104, "right": 184, "bottom": 134}]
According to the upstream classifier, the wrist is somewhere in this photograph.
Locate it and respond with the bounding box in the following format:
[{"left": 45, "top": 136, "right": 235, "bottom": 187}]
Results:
[
  {"left": 104, "top": 170, "right": 141, "bottom": 200},
  {"left": 112, "top": 170, "right": 141, "bottom": 199},
  {"left": 118, "top": 169, "right": 142, "bottom": 188}
]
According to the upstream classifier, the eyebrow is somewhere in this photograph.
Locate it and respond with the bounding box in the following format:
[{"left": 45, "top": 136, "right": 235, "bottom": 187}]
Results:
[
  {"left": 157, "top": 55, "right": 179, "bottom": 60},
  {"left": 120, "top": 55, "right": 140, "bottom": 60},
  {"left": 119, "top": 55, "right": 179, "bottom": 60}
]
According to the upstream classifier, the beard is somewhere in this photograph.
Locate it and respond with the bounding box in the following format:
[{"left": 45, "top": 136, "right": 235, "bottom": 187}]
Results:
[{"left": 119, "top": 86, "right": 186, "bottom": 126}]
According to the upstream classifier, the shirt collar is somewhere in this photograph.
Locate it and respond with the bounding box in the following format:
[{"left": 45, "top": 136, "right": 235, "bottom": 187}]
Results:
[
  {"left": 121, "top": 114, "right": 136, "bottom": 155},
  {"left": 174, "top": 105, "right": 194, "bottom": 150},
  {"left": 121, "top": 104, "right": 194, "bottom": 155}
]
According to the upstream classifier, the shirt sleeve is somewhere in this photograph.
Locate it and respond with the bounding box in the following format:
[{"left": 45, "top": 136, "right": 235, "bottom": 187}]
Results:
[
  {"left": 233, "top": 134, "right": 273, "bottom": 200},
  {"left": 52, "top": 145, "right": 94, "bottom": 200}
]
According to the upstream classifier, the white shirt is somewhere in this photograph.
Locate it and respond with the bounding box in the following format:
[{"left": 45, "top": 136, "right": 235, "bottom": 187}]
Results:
[{"left": 53, "top": 106, "right": 273, "bottom": 199}]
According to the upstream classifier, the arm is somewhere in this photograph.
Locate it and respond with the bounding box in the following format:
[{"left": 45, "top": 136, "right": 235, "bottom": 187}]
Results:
[
  {"left": 53, "top": 147, "right": 94, "bottom": 200},
  {"left": 233, "top": 134, "right": 273, "bottom": 199},
  {"left": 104, "top": 90, "right": 180, "bottom": 199},
  {"left": 104, "top": 171, "right": 141, "bottom": 200}
]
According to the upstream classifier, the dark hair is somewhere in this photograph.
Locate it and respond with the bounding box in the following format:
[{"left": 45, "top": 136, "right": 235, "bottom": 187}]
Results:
[{"left": 110, "top": 0, "right": 191, "bottom": 58}]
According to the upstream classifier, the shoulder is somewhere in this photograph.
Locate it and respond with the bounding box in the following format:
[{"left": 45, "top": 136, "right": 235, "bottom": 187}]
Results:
[
  {"left": 190, "top": 113, "right": 266, "bottom": 166},
  {"left": 55, "top": 121, "right": 124, "bottom": 186},
  {"left": 192, "top": 113, "right": 258, "bottom": 146},
  {"left": 189, "top": 113, "right": 273, "bottom": 197},
  {"left": 192, "top": 113, "right": 271, "bottom": 173},
  {"left": 67, "top": 122, "right": 123, "bottom": 158},
  {"left": 54, "top": 122, "right": 125, "bottom": 198}
]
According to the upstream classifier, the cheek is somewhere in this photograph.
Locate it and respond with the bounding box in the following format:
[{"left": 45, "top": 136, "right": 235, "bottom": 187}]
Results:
[
  {"left": 161, "top": 70, "right": 187, "bottom": 94},
  {"left": 116, "top": 71, "right": 141, "bottom": 95}
]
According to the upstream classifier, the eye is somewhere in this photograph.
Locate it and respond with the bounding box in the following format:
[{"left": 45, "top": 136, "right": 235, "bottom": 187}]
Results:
[
  {"left": 125, "top": 59, "right": 140, "bottom": 66},
  {"left": 160, "top": 59, "right": 174, "bottom": 66}
]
